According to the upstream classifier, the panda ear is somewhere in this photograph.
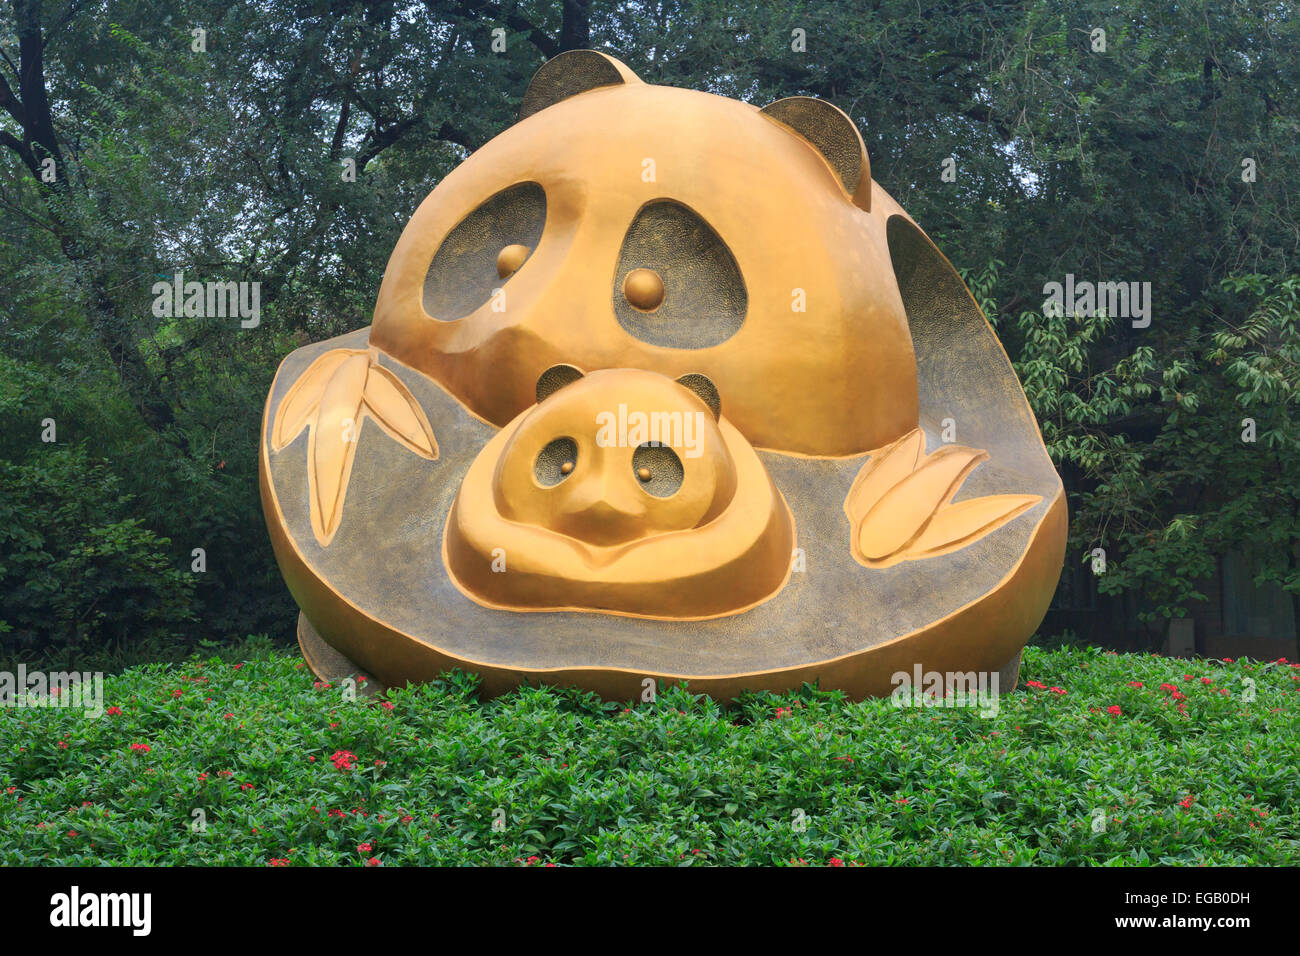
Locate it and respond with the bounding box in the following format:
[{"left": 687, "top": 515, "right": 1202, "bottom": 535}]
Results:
[
  {"left": 536, "top": 364, "right": 586, "bottom": 404},
  {"left": 675, "top": 373, "right": 721, "bottom": 421},
  {"left": 519, "top": 50, "right": 642, "bottom": 121},
  {"left": 759, "top": 96, "right": 871, "bottom": 212}
]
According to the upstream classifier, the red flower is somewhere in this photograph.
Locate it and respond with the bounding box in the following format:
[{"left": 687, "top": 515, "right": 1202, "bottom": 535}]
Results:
[
  {"left": 224, "top": 713, "right": 234, "bottom": 720},
  {"left": 129, "top": 743, "right": 150, "bottom": 752},
  {"left": 381, "top": 701, "right": 395, "bottom": 711},
  {"left": 1179, "top": 794, "right": 1195, "bottom": 809},
  {"left": 1025, "top": 680, "right": 1047, "bottom": 690},
  {"left": 268, "top": 858, "right": 290, "bottom": 867},
  {"left": 197, "top": 773, "right": 208, "bottom": 782},
  {"left": 330, "top": 750, "right": 356, "bottom": 771},
  {"left": 1200, "top": 677, "right": 1212, "bottom": 685},
  {"left": 1159, "top": 683, "right": 1179, "bottom": 693},
  {"left": 358, "top": 843, "right": 373, "bottom": 853},
  {"left": 106, "top": 706, "right": 122, "bottom": 716},
  {"left": 1106, "top": 705, "right": 1122, "bottom": 716},
  {"left": 366, "top": 857, "right": 381, "bottom": 867},
  {"left": 1126, "top": 681, "right": 1143, "bottom": 689},
  {"left": 1048, "top": 686, "right": 1066, "bottom": 696}
]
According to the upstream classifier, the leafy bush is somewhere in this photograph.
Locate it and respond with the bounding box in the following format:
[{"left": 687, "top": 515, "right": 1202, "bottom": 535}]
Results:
[
  {"left": 2, "top": 646, "right": 1296, "bottom": 865},
  {"left": 964, "top": 263, "right": 1300, "bottom": 625},
  {"left": 0, "top": 447, "right": 195, "bottom": 663}
]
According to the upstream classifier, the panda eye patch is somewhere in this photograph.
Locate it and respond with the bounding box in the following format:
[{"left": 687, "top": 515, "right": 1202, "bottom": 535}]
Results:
[
  {"left": 632, "top": 443, "right": 684, "bottom": 497},
  {"left": 613, "top": 200, "right": 746, "bottom": 349},
  {"left": 423, "top": 182, "right": 546, "bottom": 321},
  {"left": 535, "top": 437, "right": 577, "bottom": 486}
]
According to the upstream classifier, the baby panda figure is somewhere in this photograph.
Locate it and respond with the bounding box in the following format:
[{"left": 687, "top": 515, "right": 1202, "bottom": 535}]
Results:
[{"left": 444, "top": 365, "right": 795, "bottom": 619}]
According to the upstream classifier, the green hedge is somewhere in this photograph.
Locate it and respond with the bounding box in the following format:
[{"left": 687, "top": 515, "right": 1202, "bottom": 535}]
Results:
[{"left": 1, "top": 645, "right": 1296, "bottom": 865}]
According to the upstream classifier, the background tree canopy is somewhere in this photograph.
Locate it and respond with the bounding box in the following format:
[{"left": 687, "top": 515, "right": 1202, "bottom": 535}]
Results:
[{"left": 2, "top": 0, "right": 1297, "bottom": 666}]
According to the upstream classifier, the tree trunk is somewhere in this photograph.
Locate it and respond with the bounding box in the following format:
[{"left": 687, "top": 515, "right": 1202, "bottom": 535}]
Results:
[{"left": 559, "top": 0, "right": 590, "bottom": 52}]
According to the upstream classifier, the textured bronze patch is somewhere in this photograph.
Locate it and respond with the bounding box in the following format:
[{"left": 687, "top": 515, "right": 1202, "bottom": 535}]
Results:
[
  {"left": 632, "top": 442, "right": 684, "bottom": 497},
  {"left": 760, "top": 97, "right": 868, "bottom": 202},
  {"left": 674, "top": 372, "right": 721, "bottom": 419},
  {"left": 535, "top": 363, "right": 585, "bottom": 403},
  {"left": 519, "top": 49, "right": 629, "bottom": 120},
  {"left": 534, "top": 436, "right": 578, "bottom": 486},
  {"left": 613, "top": 201, "right": 747, "bottom": 349},
  {"left": 886, "top": 214, "right": 1051, "bottom": 482},
  {"left": 422, "top": 182, "right": 546, "bottom": 321}
]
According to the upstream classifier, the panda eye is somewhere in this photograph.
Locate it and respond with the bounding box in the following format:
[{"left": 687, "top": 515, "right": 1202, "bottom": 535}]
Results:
[
  {"left": 632, "top": 443, "right": 684, "bottom": 497},
  {"left": 423, "top": 181, "right": 546, "bottom": 321},
  {"left": 535, "top": 437, "right": 577, "bottom": 486},
  {"left": 613, "top": 199, "right": 746, "bottom": 349}
]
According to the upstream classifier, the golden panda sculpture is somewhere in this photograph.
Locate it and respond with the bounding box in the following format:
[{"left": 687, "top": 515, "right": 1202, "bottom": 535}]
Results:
[
  {"left": 444, "top": 366, "right": 796, "bottom": 619},
  {"left": 259, "top": 50, "right": 1067, "bottom": 701}
]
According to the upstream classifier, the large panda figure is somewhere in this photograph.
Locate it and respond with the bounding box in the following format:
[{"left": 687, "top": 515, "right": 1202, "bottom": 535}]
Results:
[{"left": 259, "top": 50, "right": 1066, "bottom": 700}]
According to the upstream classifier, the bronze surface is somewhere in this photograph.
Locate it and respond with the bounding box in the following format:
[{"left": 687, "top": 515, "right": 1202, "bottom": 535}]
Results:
[{"left": 260, "top": 51, "right": 1067, "bottom": 702}]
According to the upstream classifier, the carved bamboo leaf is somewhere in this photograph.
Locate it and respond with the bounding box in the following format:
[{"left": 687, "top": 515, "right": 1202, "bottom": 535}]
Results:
[
  {"left": 310, "top": 353, "right": 370, "bottom": 541},
  {"left": 856, "top": 445, "right": 987, "bottom": 560},
  {"left": 846, "top": 427, "right": 925, "bottom": 514},
  {"left": 362, "top": 364, "right": 439, "bottom": 460},
  {"left": 909, "top": 494, "right": 1041, "bottom": 555},
  {"left": 272, "top": 349, "right": 360, "bottom": 451}
]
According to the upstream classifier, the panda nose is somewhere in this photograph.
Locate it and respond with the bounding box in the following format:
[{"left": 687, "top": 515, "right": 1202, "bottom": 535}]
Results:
[{"left": 557, "top": 478, "right": 648, "bottom": 545}]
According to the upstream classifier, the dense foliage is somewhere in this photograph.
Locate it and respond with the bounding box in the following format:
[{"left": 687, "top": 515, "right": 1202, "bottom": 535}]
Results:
[
  {"left": 1, "top": 1, "right": 1297, "bottom": 662},
  {"left": 2, "top": 646, "right": 1297, "bottom": 865}
]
